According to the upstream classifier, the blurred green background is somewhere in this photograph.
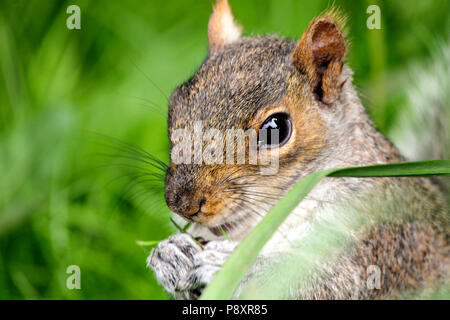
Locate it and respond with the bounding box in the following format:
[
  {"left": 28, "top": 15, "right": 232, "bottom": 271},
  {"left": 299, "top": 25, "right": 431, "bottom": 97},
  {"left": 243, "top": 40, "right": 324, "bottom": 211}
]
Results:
[{"left": 0, "top": 0, "right": 448, "bottom": 299}]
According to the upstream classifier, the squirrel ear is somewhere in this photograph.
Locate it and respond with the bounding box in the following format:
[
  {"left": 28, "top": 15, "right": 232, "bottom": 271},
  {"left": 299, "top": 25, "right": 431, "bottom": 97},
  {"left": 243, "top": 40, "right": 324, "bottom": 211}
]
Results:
[
  {"left": 208, "top": 0, "right": 242, "bottom": 50},
  {"left": 292, "top": 14, "right": 347, "bottom": 105}
]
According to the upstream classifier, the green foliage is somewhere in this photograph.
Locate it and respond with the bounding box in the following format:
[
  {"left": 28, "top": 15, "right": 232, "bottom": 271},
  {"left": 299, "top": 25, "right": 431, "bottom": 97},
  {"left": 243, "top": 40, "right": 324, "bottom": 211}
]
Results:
[{"left": 0, "top": 0, "right": 448, "bottom": 299}]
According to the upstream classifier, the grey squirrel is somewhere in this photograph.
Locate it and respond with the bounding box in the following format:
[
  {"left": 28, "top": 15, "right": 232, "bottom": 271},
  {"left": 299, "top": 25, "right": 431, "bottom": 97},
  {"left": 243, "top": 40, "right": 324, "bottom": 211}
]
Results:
[{"left": 148, "top": 0, "right": 448, "bottom": 299}]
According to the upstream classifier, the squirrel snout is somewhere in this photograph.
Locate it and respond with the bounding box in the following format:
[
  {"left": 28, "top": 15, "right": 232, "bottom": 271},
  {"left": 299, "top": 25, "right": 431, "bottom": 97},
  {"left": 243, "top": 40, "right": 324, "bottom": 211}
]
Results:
[{"left": 165, "top": 186, "right": 206, "bottom": 218}]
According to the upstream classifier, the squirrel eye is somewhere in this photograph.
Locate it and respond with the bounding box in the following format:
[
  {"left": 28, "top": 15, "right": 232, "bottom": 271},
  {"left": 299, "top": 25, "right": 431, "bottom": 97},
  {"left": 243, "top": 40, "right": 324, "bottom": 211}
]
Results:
[{"left": 258, "top": 112, "right": 292, "bottom": 148}]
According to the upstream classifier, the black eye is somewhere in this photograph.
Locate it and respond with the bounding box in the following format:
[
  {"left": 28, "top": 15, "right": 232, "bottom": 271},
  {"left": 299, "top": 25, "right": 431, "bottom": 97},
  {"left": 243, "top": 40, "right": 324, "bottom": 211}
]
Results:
[{"left": 258, "top": 112, "right": 292, "bottom": 148}]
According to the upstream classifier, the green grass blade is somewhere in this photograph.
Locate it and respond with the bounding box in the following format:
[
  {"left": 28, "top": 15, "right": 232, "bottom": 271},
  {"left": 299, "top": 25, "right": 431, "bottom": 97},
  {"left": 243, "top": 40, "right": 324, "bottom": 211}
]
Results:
[
  {"left": 200, "top": 160, "right": 450, "bottom": 300},
  {"left": 136, "top": 240, "right": 160, "bottom": 247},
  {"left": 329, "top": 159, "right": 450, "bottom": 177},
  {"left": 218, "top": 225, "right": 232, "bottom": 242}
]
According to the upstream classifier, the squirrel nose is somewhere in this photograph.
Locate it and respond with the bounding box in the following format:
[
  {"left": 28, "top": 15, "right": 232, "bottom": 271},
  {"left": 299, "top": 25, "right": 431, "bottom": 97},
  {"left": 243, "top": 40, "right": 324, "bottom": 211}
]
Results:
[{"left": 165, "top": 188, "right": 206, "bottom": 218}]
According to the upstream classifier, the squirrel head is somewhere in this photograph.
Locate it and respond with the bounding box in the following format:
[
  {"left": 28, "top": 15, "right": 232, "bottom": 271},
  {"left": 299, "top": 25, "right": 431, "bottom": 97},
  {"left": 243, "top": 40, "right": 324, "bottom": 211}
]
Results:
[{"left": 165, "top": 0, "right": 356, "bottom": 237}]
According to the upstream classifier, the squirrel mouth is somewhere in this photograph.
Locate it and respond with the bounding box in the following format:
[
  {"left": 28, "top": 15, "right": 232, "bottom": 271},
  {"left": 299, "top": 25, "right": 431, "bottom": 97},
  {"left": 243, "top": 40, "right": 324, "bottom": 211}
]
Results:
[{"left": 209, "top": 222, "right": 234, "bottom": 237}]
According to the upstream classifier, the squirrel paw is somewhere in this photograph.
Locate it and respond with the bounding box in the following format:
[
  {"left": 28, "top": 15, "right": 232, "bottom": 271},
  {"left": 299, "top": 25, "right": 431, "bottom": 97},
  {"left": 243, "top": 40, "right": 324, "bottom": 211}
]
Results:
[
  {"left": 175, "top": 240, "right": 237, "bottom": 299},
  {"left": 147, "top": 233, "right": 237, "bottom": 300},
  {"left": 147, "top": 233, "right": 202, "bottom": 297}
]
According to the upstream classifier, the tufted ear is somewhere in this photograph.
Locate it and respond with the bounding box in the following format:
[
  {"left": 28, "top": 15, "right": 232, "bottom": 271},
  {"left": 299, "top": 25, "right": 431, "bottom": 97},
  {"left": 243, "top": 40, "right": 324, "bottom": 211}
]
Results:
[
  {"left": 208, "top": 0, "right": 242, "bottom": 50},
  {"left": 292, "top": 12, "right": 347, "bottom": 106}
]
